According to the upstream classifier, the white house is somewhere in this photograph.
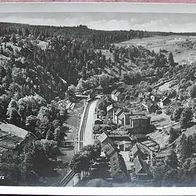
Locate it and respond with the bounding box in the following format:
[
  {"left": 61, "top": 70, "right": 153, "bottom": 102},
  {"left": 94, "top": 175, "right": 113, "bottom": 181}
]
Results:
[{"left": 111, "top": 89, "right": 121, "bottom": 102}]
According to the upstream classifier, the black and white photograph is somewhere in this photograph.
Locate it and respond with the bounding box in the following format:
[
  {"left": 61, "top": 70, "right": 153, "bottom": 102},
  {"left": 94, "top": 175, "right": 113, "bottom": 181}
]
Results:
[{"left": 1, "top": 2, "right": 196, "bottom": 190}]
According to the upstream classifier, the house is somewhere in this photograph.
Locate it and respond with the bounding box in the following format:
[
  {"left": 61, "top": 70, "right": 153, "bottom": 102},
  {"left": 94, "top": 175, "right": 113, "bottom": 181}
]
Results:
[
  {"left": 106, "top": 104, "right": 113, "bottom": 113},
  {"left": 95, "top": 85, "right": 103, "bottom": 94},
  {"left": 133, "top": 155, "right": 152, "bottom": 180},
  {"left": 97, "top": 132, "right": 128, "bottom": 180},
  {"left": 138, "top": 92, "right": 144, "bottom": 99},
  {"left": 118, "top": 112, "right": 125, "bottom": 125},
  {"left": 119, "top": 151, "right": 133, "bottom": 174},
  {"left": 132, "top": 144, "right": 144, "bottom": 158},
  {"left": 142, "top": 101, "right": 159, "bottom": 113},
  {"left": 150, "top": 95, "right": 156, "bottom": 102},
  {"left": 158, "top": 96, "right": 170, "bottom": 108},
  {"left": 115, "top": 111, "right": 151, "bottom": 134},
  {"left": 113, "top": 108, "right": 123, "bottom": 124},
  {"left": 110, "top": 151, "right": 128, "bottom": 181},
  {"left": 111, "top": 89, "right": 121, "bottom": 101},
  {"left": 97, "top": 132, "right": 116, "bottom": 157},
  {"left": 0, "top": 122, "right": 37, "bottom": 155}
]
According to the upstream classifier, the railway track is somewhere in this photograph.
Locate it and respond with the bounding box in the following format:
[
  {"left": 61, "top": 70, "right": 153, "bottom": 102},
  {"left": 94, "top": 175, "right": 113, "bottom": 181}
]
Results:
[
  {"left": 58, "top": 99, "right": 97, "bottom": 186},
  {"left": 59, "top": 170, "right": 76, "bottom": 186}
]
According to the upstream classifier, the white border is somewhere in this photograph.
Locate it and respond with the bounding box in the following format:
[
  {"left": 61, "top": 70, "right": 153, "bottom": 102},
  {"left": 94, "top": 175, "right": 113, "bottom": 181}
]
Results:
[
  {"left": 1, "top": 186, "right": 196, "bottom": 195},
  {"left": 0, "top": 2, "right": 196, "bottom": 195}
]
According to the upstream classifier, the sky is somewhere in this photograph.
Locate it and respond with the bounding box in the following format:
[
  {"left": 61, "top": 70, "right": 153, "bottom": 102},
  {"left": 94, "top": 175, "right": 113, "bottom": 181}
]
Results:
[{"left": 0, "top": 12, "right": 196, "bottom": 33}]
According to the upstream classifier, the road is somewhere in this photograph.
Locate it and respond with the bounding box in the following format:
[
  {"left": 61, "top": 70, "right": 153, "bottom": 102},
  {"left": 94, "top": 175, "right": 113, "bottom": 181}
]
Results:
[
  {"left": 60, "top": 99, "right": 98, "bottom": 186},
  {"left": 83, "top": 100, "right": 98, "bottom": 146}
]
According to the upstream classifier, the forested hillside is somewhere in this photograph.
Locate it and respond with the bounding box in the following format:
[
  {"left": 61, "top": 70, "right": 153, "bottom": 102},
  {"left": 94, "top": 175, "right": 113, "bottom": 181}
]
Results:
[{"left": 1, "top": 21, "right": 196, "bottom": 186}]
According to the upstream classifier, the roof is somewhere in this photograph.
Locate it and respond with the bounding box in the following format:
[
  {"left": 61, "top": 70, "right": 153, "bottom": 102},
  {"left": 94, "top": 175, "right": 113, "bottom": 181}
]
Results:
[
  {"left": 115, "top": 92, "right": 121, "bottom": 98},
  {"left": 118, "top": 112, "right": 125, "bottom": 120},
  {"left": 115, "top": 108, "right": 123, "bottom": 116},
  {"left": 111, "top": 89, "right": 117, "bottom": 95},
  {"left": 0, "top": 122, "right": 29, "bottom": 152},
  {"left": 97, "top": 132, "right": 108, "bottom": 143},
  {"left": 132, "top": 144, "right": 146, "bottom": 157},
  {"left": 0, "top": 123, "right": 28, "bottom": 139},
  {"left": 95, "top": 85, "right": 103, "bottom": 90},
  {"left": 102, "top": 142, "right": 116, "bottom": 157},
  {"left": 123, "top": 112, "right": 150, "bottom": 121},
  {"left": 106, "top": 104, "right": 113, "bottom": 112},
  {"left": 111, "top": 89, "right": 121, "bottom": 97},
  {"left": 132, "top": 144, "right": 139, "bottom": 156},
  {"left": 110, "top": 151, "right": 127, "bottom": 177},
  {"left": 133, "top": 156, "right": 151, "bottom": 175},
  {"left": 161, "top": 96, "right": 170, "bottom": 102},
  {"left": 120, "top": 151, "right": 133, "bottom": 171},
  {"left": 133, "top": 156, "right": 143, "bottom": 174},
  {"left": 129, "top": 115, "right": 150, "bottom": 120}
]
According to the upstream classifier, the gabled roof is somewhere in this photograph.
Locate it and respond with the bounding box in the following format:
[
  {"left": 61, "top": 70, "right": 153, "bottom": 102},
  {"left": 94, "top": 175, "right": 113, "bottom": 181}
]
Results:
[
  {"left": 132, "top": 144, "right": 139, "bottom": 156},
  {"left": 118, "top": 112, "right": 125, "bottom": 120},
  {"left": 107, "top": 104, "right": 113, "bottom": 112},
  {"left": 97, "top": 132, "right": 108, "bottom": 143},
  {"left": 132, "top": 144, "right": 146, "bottom": 157},
  {"left": 130, "top": 115, "right": 149, "bottom": 120},
  {"left": 115, "top": 91, "right": 121, "bottom": 97},
  {"left": 0, "top": 123, "right": 28, "bottom": 139},
  {"left": 112, "top": 89, "right": 121, "bottom": 97},
  {"left": 115, "top": 108, "right": 123, "bottom": 116},
  {"left": 133, "top": 156, "right": 143, "bottom": 174},
  {"left": 111, "top": 89, "right": 117, "bottom": 95},
  {"left": 95, "top": 85, "right": 103, "bottom": 90},
  {"left": 133, "top": 155, "right": 152, "bottom": 175},
  {"left": 0, "top": 122, "right": 29, "bottom": 151},
  {"left": 102, "top": 142, "right": 116, "bottom": 157}
]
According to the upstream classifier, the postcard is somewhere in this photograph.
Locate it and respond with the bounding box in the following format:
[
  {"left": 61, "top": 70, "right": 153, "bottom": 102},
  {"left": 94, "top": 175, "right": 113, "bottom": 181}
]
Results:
[{"left": 0, "top": 2, "right": 196, "bottom": 195}]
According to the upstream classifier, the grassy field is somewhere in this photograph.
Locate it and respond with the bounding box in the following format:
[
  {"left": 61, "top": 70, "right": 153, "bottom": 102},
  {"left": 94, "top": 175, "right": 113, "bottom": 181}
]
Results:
[{"left": 115, "top": 35, "right": 196, "bottom": 64}]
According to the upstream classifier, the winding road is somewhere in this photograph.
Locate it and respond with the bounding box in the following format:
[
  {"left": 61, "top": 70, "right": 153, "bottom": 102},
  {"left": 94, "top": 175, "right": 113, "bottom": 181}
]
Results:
[{"left": 59, "top": 99, "right": 98, "bottom": 186}]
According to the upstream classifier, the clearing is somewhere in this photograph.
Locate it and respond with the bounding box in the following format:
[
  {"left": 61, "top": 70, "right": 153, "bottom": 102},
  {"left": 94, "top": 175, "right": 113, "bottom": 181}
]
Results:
[{"left": 115, "top": 35, "right": 196, "bottom": 64}]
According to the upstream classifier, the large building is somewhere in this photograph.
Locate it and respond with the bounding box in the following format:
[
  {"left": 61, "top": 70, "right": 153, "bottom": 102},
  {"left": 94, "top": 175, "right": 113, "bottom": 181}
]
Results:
[{"left": 113, "top": 111, "right": 151, "bottom": 134}]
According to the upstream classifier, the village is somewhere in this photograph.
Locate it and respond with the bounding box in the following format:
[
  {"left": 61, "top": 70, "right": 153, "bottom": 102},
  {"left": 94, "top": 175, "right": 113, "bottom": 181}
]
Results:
[{"left": 88, "top": 84, "right": 169, "bottom": 183}]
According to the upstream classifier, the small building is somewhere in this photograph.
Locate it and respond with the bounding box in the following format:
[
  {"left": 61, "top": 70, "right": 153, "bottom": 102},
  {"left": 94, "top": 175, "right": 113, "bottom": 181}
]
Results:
[
  {"left": 158, "top": 96, "right": 170, "bottom": 108},
  {"left": 113, "top": 108, "right": 123, "bottom": 124},
  {"left": 138, "top": 92, "right": 144, "bottom": 99},
  {"left": 111, "top": 89, "right": 121, "bottom": 102},
  {"left": 0, "top": 122, "right": 37, "bottom": 155},
  {"left": 110, "top": 151, "right": 128, "bottom": 181},
  {"left": 133, "top": 155, "right": 152, "bottom": 180},
  {"left": 95, "top": 85, "right": 103, "bottom": 94},
  {"left": 142, "top": 102, "right": 159, "bottom": 113},
  {"left": 106, "top": 104, "right": 113, "bottom": 113}
]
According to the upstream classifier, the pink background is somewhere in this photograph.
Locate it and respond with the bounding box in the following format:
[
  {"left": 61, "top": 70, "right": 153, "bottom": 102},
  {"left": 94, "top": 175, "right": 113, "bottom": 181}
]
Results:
[{"left": 0, "top": 0, "right": 196, "bottom": 2}]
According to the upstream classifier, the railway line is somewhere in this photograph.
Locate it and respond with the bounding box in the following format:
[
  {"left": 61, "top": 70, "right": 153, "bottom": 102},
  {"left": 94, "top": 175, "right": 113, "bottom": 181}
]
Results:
[{"left": 58, "top": 99, "right": 98, "bottom": 186}]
